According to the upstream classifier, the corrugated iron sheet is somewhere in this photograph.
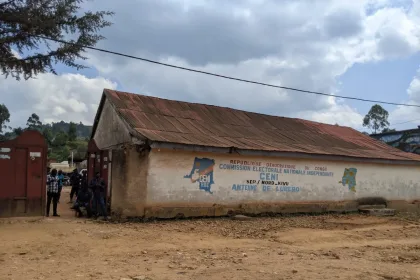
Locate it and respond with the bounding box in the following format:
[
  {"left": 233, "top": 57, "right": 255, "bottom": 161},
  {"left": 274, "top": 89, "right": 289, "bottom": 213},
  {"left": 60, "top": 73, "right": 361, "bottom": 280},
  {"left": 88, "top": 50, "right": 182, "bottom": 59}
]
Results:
[{"left": 104, "top": 89, "right": 420, "bottom": 162}]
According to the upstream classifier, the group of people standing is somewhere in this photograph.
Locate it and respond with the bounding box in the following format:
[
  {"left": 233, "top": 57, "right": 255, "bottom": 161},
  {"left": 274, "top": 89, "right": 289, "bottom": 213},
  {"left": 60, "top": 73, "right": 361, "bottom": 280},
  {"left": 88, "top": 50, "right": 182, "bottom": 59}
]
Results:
[{"left": 46, "top": 168, "right": 108, "bottom": 221}]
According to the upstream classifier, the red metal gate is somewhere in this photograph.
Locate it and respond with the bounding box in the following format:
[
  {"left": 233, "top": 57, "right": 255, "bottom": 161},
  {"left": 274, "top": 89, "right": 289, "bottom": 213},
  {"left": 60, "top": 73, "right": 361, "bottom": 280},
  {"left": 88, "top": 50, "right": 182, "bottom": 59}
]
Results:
[
  {"left": 87, "top": 139, "right": 110, "bottom": 199},
  {"left": 0, "top": 130, "right": 47, "bottom": 217}
]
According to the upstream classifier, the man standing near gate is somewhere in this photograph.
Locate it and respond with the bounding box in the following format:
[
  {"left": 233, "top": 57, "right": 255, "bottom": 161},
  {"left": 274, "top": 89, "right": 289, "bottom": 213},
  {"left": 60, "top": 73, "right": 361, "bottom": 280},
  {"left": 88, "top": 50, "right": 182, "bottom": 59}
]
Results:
[
  {"left": 46, "top": 169, "right": 60, "bottom": 217},
  {"left": 69, "top": 169, "right": 81, "bottom": 203},
  {"left": 89, "top": 172, "right": 108, "bottom": 221}
]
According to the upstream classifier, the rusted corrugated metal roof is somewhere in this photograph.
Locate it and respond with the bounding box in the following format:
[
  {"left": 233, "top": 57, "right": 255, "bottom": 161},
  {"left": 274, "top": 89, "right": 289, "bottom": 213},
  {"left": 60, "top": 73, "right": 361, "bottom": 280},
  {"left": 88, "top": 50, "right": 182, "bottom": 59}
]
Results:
[{"left": 103, "top": 89, "right": 420, "bottom": 162}]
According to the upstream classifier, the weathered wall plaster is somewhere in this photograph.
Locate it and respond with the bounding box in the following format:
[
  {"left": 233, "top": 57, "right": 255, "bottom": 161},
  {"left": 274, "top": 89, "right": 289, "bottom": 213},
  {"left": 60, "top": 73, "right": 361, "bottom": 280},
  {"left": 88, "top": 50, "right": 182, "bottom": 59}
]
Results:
[{"left": 142, "top": 149, "right": 420, "bottom": 218}]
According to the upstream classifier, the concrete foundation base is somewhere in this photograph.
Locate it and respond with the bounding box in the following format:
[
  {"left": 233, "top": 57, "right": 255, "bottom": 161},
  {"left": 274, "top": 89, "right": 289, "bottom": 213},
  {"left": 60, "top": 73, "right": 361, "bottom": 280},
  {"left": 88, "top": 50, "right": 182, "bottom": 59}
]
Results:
[
  {"left": 141, "top": 201, "right": 359, "bottom": 219},
  {"left": 112, "top": 200, "right": 420, "bottom": 220},
  {"left": 358, "top": 205, "right": 386, "bottom": 210},
  {"left": 359, "top": 208, "right": 396, "bottom": 216}
]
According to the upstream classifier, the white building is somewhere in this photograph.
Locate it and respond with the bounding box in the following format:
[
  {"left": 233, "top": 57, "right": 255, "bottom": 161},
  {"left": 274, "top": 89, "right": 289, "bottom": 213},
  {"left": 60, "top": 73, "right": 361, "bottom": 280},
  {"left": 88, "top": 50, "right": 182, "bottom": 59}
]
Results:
[
  {"left": 91, "top": 89, "right": 420, "bottom": 218},
  {"left": 50, "top": 161, "right": 70, "bottom": 170}
]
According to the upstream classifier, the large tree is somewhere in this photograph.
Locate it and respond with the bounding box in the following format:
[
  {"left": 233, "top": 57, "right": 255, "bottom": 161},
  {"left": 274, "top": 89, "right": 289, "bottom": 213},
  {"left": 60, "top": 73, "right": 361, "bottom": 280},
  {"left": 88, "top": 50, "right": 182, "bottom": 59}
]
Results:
[
  {"left": 0, "top": 103, "right": 11, "bottom": 135},
  {"left": 0, "top": 0, "right": 113, "bottom": 80},
  {"left": 362, "top": 104, "right": 390, "bottom": 134},
  {"left": 26, "top": 112, "right": 42, "bottom": 130}
]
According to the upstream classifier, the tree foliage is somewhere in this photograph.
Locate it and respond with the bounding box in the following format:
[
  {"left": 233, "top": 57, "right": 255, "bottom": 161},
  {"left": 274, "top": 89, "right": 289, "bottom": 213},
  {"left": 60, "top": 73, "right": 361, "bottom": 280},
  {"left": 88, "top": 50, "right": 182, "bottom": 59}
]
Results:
[
  {"left": 68, "top": 121, "right": 77, "bottom": 141},
  {"left": 42, "top": 126, "right": 53, "bottom": 144},
  {"left": 53, "top": 130, "right": 68, "bottom": 146},
  {"left": 0, "top": 108, "right": 90, "bottom": 161},
  {"left": 381, "top": 128, "right": 396, "bottom": 133},
  {"left": 45, "top": 121, "right": 91, "bottom": 138},
  {"left": 362, "top": 104, "right": 390, "bottom": 134},
  {"left": 26, "top": 112, "right": 42, "bottom": 130},
  {"left": 13, "top": 127, "right": 23, "bottom": 135},
  {"left": 0, "top": 103, "right": 11, "bottom": 134},
  {"left": 0, "top": 0, "right": 113, "bottom": 80}
]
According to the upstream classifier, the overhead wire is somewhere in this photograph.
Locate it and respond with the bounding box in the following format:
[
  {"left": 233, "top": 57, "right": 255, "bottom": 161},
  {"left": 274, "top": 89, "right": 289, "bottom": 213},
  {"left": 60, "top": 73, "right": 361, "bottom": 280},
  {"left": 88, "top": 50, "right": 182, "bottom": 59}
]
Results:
[
  {"left": 7, "top": 33, "right": 420, "bottom": 108},
  {"left": 392, "top": 118, "right": 420, "bottom": 126}
]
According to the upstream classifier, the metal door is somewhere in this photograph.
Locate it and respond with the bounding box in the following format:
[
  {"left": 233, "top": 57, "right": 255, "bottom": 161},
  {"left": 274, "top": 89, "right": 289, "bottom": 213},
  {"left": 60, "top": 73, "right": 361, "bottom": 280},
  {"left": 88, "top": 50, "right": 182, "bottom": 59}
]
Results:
[
  {"left": 0, "top": 130, "right": 47, "bottom": 217},
  {"left": 13, "top": 148, "right": 28, "bottom": 214},
  {"left": 27, "top": 147, "right": 44, "bottom": 214}
]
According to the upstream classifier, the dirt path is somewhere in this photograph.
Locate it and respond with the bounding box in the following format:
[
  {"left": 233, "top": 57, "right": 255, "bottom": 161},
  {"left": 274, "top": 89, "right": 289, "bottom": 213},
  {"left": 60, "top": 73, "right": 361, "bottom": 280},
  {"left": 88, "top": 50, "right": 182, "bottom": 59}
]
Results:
[{"left": 1, "top": 190, "right": 420, "bottom": 280}]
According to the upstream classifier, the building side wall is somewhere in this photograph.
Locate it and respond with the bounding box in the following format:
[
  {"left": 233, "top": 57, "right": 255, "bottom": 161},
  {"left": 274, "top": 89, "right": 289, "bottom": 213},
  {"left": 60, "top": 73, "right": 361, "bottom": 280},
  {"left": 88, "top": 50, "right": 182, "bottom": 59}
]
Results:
[
  {"left": 125, "top": 147, "right": 149, "bottom": 217},
  {"left": 110, "top": 149, "right": 127, "bottom": 216},
  {"left": 144, "top": 149, "right": 420, "bottom": 218},
  {"left": 111, "top": 146, "right": 149, "bottom": 217},
  {"left": 93, "top": 98, "right": 132, "bottom": 150}
]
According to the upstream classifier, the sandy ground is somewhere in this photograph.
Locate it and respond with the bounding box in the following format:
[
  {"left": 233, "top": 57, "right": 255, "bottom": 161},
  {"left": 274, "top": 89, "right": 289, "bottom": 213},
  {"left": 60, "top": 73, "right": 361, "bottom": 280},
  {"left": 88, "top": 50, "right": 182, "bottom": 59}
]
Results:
[{"left": 1, "top": 188, "right": 420, "bottom": 280}]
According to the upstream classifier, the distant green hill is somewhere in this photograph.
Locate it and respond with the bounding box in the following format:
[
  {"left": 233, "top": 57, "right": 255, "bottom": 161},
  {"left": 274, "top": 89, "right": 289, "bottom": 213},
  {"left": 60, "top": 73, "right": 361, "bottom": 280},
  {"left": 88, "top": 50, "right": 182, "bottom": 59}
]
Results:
[
  {"left": 1, "top": 120, "right": 92, "bottom": 162},
  {"left": 42, "top": 121, "right": 91, "bottom": 162},
  {"left": 44, "top": 121, "right": 92, "bottom": 139}
]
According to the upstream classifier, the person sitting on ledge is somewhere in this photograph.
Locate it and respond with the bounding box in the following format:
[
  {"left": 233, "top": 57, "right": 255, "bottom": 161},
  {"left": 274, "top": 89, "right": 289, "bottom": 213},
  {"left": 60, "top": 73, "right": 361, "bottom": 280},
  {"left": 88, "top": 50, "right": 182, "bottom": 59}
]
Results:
[{"left": 73, "top": 183, "right": 92, "bottom": 218}]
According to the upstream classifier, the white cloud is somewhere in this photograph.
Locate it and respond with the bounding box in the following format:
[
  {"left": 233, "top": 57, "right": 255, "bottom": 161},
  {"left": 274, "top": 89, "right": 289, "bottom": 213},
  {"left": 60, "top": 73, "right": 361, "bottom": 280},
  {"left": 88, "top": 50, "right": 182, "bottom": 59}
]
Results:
[
  {"left": 298, "top": 104, "right": 364, "bottom": 128},
  {"left": 78, "top": 0, "right": 419, "bottom": 130},
  {"left": 2, "top": 0, "right": 420, "bottom": 130},
  {"left": 366, "top": 7, "right": 420, "bottom": 58},
  {"left": 389, "top": 66, "right": 420, "bottom": 128},
  {"left": 407, "top": 69, "right": 420, "bottom": 101},
  {"left": 1, "top": 73, "right": 117, "bottom": 127}
]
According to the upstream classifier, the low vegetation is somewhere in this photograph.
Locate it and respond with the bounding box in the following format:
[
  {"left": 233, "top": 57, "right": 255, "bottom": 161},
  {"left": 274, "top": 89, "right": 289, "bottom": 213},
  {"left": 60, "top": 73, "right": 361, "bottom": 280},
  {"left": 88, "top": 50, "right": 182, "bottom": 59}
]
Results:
[{"left": 0, "top": 104, "right": 91, "bottom": 162}]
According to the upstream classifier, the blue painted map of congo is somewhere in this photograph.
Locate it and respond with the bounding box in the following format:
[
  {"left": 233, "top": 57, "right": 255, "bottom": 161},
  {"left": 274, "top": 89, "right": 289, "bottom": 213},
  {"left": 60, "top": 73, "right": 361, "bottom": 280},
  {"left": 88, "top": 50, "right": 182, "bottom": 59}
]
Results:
[
  {"left": 184, "top": 157, "right": 215, "bottom": 194},
  {"left": 339, "top": 168, "right": 357, "bottom": 192}
]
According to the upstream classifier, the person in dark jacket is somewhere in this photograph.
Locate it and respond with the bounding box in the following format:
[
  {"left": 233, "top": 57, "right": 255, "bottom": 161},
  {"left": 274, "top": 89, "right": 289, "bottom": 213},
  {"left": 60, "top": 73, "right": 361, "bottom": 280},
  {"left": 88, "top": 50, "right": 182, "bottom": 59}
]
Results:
[
  {"left": 89, "top": 172, "right": 107, "bottom": 221},
  {"left": 69, "top": 169, "right": 81, "bottom": 203},
  {"left": 73, "top": 183, "right": 92, "bottom": 218},
  {"left": 80, "top": 170, "right": 88, "bottom": 189}
]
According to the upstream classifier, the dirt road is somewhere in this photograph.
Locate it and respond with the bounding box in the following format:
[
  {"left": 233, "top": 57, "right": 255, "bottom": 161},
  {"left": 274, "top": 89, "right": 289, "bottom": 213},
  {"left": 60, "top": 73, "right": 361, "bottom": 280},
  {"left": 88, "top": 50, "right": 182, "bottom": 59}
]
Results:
[{"left": 1, "top": 190, "right": 420, "bottom": 280}]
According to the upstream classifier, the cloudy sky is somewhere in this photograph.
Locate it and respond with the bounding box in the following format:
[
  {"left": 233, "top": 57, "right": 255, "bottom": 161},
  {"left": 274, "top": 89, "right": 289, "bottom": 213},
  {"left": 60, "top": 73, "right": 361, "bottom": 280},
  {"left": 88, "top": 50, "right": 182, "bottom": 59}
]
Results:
[{"left": 2, "top": 0, "right": 420, "bottom": 133}]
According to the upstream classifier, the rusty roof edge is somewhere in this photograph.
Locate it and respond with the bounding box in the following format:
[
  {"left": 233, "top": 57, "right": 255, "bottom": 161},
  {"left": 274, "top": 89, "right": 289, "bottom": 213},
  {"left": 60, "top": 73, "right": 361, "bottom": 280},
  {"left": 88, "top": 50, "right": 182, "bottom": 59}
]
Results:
[
  {"left": 90, "top": 89, "right": 108, "bottom": 140},
  {"left": 112, "top": 110, "right": 148, "bottom": 144},
  {"left": 91, "top": 89, "right": 148, "bottom": 145},
  {"left": 346, "top": 127, "right": 412, "bottom": 154},
  {"left": 149, "top": 141, "right": 420, "bottom": 166}
]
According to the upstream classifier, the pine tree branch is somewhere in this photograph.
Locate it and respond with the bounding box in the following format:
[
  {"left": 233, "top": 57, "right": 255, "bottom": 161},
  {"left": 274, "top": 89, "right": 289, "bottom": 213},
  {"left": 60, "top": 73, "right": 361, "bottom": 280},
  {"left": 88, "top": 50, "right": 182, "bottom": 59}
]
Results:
[{"left": 0, "top": 0, "right": 113, "bottom": 80}]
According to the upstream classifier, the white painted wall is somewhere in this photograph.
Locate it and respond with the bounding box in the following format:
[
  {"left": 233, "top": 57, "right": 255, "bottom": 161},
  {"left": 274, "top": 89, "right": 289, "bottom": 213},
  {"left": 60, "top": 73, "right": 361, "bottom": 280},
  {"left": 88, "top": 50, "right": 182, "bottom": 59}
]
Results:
[{"left": 146, "top": 149, "right": 420, "bottom": 205}]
